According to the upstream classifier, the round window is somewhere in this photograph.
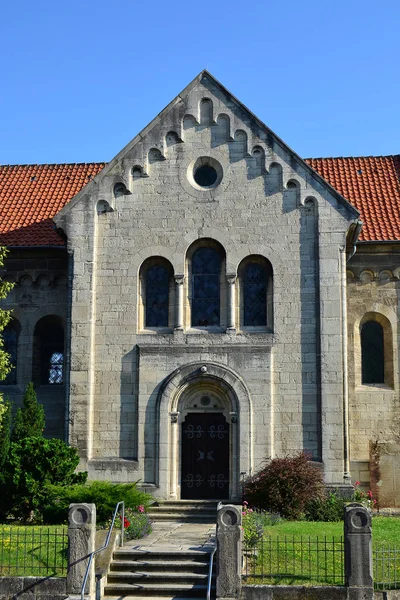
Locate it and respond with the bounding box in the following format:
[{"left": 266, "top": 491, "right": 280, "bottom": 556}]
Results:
[
  {"left": 194, "top": 165, "right": 218, "bottom": 187},
  {"left": 188, "top": 156, "right": 223, "bottom": 191}
]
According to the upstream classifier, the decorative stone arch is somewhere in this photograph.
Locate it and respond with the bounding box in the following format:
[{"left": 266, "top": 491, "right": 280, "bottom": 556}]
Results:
[
  {"left": 131, "top": 246, "right": 179, "bottom": 276},
  {"left": 157, "top": 361, "right": 253, "bottom": 500}
]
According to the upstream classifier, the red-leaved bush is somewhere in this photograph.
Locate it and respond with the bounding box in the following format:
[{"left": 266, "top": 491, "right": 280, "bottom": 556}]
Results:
[{"left": 244, "top": 452, "right": 324, "bottom": 519}]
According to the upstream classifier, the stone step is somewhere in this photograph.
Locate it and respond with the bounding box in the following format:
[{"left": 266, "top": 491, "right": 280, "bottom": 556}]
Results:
[
  {"left": 107, "top": 571, "right": 208, "bottom": 583},
  {"left": 152, "top": 500, "right": 219, "bottom": 507},
  {"left": 148, "top": 513, "right": 217, "bottom": 523},
  {"left": 103, "top": 597, "right": 200, "bottom": 600},
  {"left": 113, "top": 549, "right": 211, "bottom": 561},
  {"left": 104, "top": 582, "right": 211, "bottom": 596},
  {"left": 111, "top": 559, "right": 211, "bottom": 572}
]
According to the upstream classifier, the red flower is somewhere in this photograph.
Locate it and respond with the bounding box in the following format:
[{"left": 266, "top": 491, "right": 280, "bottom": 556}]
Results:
[
  {"left": 119, "top": 515, "right": 131, "bottom": 528},
  {"left": 355, "top": 481, "right": 360, "bottom": 486}
]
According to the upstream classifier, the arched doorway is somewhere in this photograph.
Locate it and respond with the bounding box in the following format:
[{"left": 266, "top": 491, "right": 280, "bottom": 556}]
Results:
[
  {"left": 156, "top": 362, "right": 253, "bottom": 502},
  {"left": 180, "top": 388, "right": 230, "bottom": 500}
]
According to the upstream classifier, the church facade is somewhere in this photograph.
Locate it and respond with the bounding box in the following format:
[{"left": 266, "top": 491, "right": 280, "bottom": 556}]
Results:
[{"left": 1, "top": 72, "right": 399, "bottom": 505}]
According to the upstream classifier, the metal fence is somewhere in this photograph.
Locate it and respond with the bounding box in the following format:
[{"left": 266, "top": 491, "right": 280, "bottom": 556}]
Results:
[
  {"left": 0, "top": 526, "right": 68, "bottom": 577},
  {"left": 374, "top": 546, "right": 400, "bottom": 590},
  {"left": 243, "top": 536, "right": 345, "bottom": 586}
]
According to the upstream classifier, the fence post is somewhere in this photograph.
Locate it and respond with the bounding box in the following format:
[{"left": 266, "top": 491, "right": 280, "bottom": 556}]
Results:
[
  {"left": 344, "top": 503, "right": 374, "bottom": 600},
  {"left": 216, "top": 504, "right": 242, "bottom": 600},
  {"left": 67, "top": 503, "right": 96, "bottom": 598}
]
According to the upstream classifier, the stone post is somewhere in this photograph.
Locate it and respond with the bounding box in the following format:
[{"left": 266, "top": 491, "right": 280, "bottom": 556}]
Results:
[
  {"left": 174, "top": 274, "right": 184, "bottom": 330},
  {"left": 226, "top": 274, "right": 236, "bottom": 332},
  {"left": 344, "top": 503, "right": 373, "bottom": 600},
  {"left": 67, "top": 503, "right": 96, "bottom": 598},
  {"left": 216, "top": 504, "right": 242, "bottom": 600}
]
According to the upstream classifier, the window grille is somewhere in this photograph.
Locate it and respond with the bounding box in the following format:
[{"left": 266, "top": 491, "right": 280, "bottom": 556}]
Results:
[
  {"left": 191, "top": 247, "right": 220, "bottom": 326},
  {"left": 145, "top": 265, "right": 169, "bottom": 327},
  {"left": 244, "top": 263, "right": 267, "bottom": 326},
  {"left": 361, "top": 321, "right": 384, "bottom": 384}
]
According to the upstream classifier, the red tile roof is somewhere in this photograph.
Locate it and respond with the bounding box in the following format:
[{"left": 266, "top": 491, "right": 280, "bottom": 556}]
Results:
[
  {"left": 0, "top": 156, "right": 399, "bottom": 246},
  {"left": 306, "top": 156, "right": 400, "bottom": 242},
  {"left": 0, "top": 163, "right": 105, "bottom": 246}
]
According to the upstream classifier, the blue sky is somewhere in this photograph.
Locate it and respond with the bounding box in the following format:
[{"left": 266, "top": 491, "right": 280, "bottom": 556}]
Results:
[{"left": 1, "top": 0, "right": 399, "bottom": 164}]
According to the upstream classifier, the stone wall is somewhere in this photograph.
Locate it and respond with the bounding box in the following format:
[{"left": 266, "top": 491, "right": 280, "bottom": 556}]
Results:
[
  {"left": 347, "top": 245, "right": 400, "bottom": 500},
  {"left": 0, "top": 577, "right": 67, "bottom": 600},
  {"left": 0, "top": 248, "right": 68, "bottom": 440},
  {"left": 55, "top": 72, "right": 356, "bottom": 494}
]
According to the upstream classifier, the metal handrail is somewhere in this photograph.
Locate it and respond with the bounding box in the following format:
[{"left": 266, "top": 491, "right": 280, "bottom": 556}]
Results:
[
  {"left": 207, "top": 545, "right": 217, "bottom": 600},
  {"left": 80, "top": 501, "right": 125, "bottom": 600}
]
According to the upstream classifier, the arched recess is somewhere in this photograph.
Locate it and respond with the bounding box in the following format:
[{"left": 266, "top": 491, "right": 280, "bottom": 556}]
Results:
[
  {"left": 185, "top": 239, "right": 226, "bottom": 330},
  {"left": 2, "top": 318, "right": 21, "bottom": 385},
  {"left": 357, "top": 312, "right": 394, "bottom": 387},
  {"left": 156, "top": 361, "right": 253, "bottom": 500},
  {"left": 32, "top": 315, "right": 65, "bottom": 385},
  {"left": 237, "top": 255, "right": 273, "bottom": 331},
  {"left": 138, "top": 257, "right": 174, "bottom": 331}
]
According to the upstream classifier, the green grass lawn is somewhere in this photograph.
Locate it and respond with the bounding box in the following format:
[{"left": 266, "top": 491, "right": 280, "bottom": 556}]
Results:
[
  {"left": 0, "top": 525, "right": 68, "bottom": 577},
  {"left": 261, "top": 516, "right": 400, "bottom": 546},
  {"left": 243, "top": 517, "right": 400, "bottom": 588}
]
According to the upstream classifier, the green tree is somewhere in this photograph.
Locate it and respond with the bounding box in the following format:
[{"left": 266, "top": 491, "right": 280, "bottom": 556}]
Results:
[
  {"left": 0, "top": 246, "right": 14, "bottom": 398},
  {"left": 0, "top": 399, "right": 12, "bottom": 476},
  {"left": 12, "top": 382, "right": 45, "bottom": 441},
  {"left": 1, "top": 437, "right": 87, "bottom": 521}
]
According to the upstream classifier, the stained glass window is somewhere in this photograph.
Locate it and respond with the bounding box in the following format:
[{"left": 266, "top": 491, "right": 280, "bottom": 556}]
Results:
[
  {"left": 3, "top": 320, "right": 19, "bottom": 384},
  {"left": 49, "top": 352, "right": 64, "bottom": 384},
  {"left": 244, "top": 263, "right": 267, "bottom": 326},
  {"left": 191, "top": 247, "right": 220, "bottom": 326},
  {"left": 145, "top": 265, "right": 169, "bottom": 327},
  {"left": 361, "top": 321, "right": 384, "bottom": 384},
  {"left": 33, "top": 316, "right": 64, "bottom": 385}
]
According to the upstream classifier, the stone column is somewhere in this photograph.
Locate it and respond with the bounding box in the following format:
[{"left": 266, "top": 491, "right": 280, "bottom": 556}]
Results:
[
  {"left": 174, "top": 274, "right": 184, "bottom": 330},
  {"left": 226, "top": 274, "right": 236, "bottom": 332},
  {"left": 344, "top": 503, "right": 373, "bottom": 600},
  {"left": 169, "top": 411, "right": 179, "bottom": 499},
  {"left": 67, "top": 503, "right": 96, "bottom": 598},
  {"left": 216, "top": 504, "right": 242, "bottom": 600}
]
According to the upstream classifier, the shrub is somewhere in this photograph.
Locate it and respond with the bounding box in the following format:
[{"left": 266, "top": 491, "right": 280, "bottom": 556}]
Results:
[
  {"left": 242, "top": 502, "right": 281, "bottom": 546},
  {"left": 304, "top": 492, "right": 345, "bottom": 522},
  {"left": 109, "top": 506, "right": 152, "bottom": 540},
  {"left": 0, "top": 437, "right": 87, "bottom": 522},
  {"left": 353, "top": 481, "right": 377, "bottom": 510},
  {"left": 42, "top": 480, "right": 153, "bottom": 525},
  {"left": 12, "top": 382, "right": 45, "bottom": 441},
  {"left": 244, "top": 452, "right": 324, "bottom": 519}
]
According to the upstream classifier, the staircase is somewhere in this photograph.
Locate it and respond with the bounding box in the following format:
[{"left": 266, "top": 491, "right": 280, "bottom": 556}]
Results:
[
  {"left": 148, "top": 500, "right": 218, "bottom": 523},
  {"left": 104, "top": 547, "right": 215, "bottom": 598},
  {"left": 103, "top": 501, "right": 218, "bottom": 599}
]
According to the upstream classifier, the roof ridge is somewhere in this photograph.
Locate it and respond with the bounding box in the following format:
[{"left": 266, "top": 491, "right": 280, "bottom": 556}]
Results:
[
  {"left": 2, "top": 156, "right": 399, "bottom": 168},
  {"left": 306, "top": 155, "right": 400, "bottom": 161},
  {"left": 0, "top": 162, "right": 107, "bottom": 168}
]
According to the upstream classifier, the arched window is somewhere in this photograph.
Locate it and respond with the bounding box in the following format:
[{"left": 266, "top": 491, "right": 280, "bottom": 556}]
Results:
[
  {"left": 238, "top": 255, "right": 273, "bottom": 330},
  {"left": 243, "top": 263, "right": 267, "bottom": 326},
  {"left": 361, "top": 321, "right": 384, "bottom": 384},
  {"left": 191, "top": 247, "right": 221, "bottom": 327},
  {"left": 139, "top": 258, "right": 174, "bottom": 330},
  {"left": 2, "top": 318, "right": 20, "bottom": 384},
  {"left": 145, "top": 265, "right": 170, "bottom": 327},
  {"left": 33, "top": 316, "right": 64, "bottom": 385}
]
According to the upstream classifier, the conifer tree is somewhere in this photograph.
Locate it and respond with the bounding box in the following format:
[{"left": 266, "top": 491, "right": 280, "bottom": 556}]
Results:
[{"left": 12, "top": 382, "right": 45, "bottom": 440}]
